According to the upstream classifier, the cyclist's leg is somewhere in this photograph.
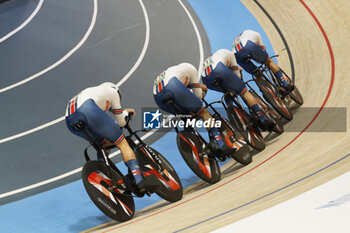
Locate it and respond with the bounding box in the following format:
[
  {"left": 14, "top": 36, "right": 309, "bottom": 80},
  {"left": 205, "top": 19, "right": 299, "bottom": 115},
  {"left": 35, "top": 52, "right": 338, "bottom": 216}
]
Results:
[
  {"left": 266, "top": 58, "right": 293, "bottom": 89},
  {"left": 162, "top": 77, "right": 204, "bottom": 116},
  {"left": 235, "top": 45, "right": 260, "bottom": 76},
  {"left": 202, "top": 70, "right": 226, "bottom": 94},
  {"left": 170, "top": 77, "right": 237, "bottom": 153},
  {"left": 217, "top": 61, "right": 274, "bottom": 129},
  {"left": 211, "top": 62, "right": 257, "bottom": 107},
  {"left": 154, "top": 88, "right": 177, "bottom": 115},
  {"left": 247, "top": 41, "right": 292, "bottom": 89},
  {"left": 117, "top": 139, "right": 145, "bottom": 188},
  {"left": 65, "top": 105, "right": 103, "bottom": 143},
  {"left": 79, "top": 100, "right": 144, "bottom": 186},
  {"left": 215, "top": 62, "right": 247, "bottom": 95}
]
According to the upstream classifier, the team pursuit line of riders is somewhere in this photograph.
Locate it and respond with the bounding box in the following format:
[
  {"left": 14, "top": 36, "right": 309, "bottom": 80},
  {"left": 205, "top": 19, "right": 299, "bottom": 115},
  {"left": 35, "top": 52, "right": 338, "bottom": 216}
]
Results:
[{"left": 65, "top": 30, "right": 302, "bottom": 221}]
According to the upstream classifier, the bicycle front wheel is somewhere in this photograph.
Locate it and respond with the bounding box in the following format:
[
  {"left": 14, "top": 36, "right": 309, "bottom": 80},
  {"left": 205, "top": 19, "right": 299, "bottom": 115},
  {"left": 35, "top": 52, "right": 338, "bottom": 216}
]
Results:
[
  {"left": 177, "top": 130, "right": 221, "bottom": 184},
  {"left": 227, "top": 105, "right": 265, "bottom": 151},
  {"left": 136, "top": 147, "right": 183, "bottom": 202},
  {"left": 256, "top": 78, "right": 293, "bottom": 121}
]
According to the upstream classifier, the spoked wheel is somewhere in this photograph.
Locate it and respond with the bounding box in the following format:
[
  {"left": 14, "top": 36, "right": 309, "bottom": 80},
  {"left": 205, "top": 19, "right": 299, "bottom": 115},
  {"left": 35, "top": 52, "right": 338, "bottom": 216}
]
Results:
[
  {"left": 136, "top": 146, "right": 183, "bottom": 202},
  {"left": 82, "top": 161, "right": 135, "bottom": 222},
  {"left": 176, "top": 131, "right": 221, "bottom": 184},
  {"left": 226, "top": 105, "right": 265, "bottom": 151},
  {"left": 256, "top": 78, "right": 293, "bottom": 121},
  {"left": 218, "top": 117, "right": 252, "bottom": 165}
]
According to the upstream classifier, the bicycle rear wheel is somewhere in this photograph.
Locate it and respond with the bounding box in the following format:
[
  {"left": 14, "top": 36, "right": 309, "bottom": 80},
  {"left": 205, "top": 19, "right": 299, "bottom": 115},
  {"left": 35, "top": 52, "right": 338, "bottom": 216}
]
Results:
[
  {"left": 289, "top": 85, "right": 304, "bottom": 105},
  {"left": 82, "top": 161, "right": 135, "bottom": 222},
  {"left": 226, "top": 105, "right": 265, "bottom": 151},
  {"left": 256, "top": 78, "right": 293, "bottom": 121},
  {"left": 176, "top": 130, "right": 221, "bottom": 184},
  {"left": 135, "top": 146, "right": 183, "bottom": 202},
  {"left": 251, "top": 91, "right": 284, "bottom": 135},
  {"left": 279, "top": 69, "right": 304, "bottom": 105},
  {"left": 217, "top": 116, "right": 252, "bottom": 165}
]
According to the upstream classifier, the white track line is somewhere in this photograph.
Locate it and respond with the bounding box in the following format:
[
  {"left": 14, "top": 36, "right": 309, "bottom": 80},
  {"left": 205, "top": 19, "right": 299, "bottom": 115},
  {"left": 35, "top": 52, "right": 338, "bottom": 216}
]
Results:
[
  {"left": 0, "top": 0, "right": 97, "bottom": 94},
  {"left": 0, "top": 0, "right": 44, "bottom": 43},
  {"left": 0, "top": 0, "right": 149, "bottom": 144},
  {"left": 0, "top": 117, "right": 65, "bottom": 144},
  {"left": 0, "top": 0, "right": 99, "bottom": 143},
  {"left": 178, "top": 0, "right": 204, "bottom": 75},
  {"left": 0, "top": 130, "right": 156, "bottom": 199},
  {"left": 0, "top": 0, "right": 204, "bottom": 199},
  {"left": 116, "top": 0, "right": 150, "bottom": 87},
  {"left": 0, "top": 0, "right": 151, "bottom": 200}
]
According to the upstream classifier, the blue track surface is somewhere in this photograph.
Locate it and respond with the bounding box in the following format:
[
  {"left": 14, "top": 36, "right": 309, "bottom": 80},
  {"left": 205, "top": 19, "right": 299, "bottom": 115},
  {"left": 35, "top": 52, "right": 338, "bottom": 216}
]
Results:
[
  {"left": 0, "top": 1, "right": 275, "bottom": 232},
  {"left": 0, "top": 0, "right": 38, "bottom": 37}
]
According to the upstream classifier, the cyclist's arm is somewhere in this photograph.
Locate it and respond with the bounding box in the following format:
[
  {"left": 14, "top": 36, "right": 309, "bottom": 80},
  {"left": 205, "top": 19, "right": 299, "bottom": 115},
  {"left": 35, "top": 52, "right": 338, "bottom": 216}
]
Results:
[
  {"left": 251, "top": 30, "right": 263, "bottom": 46},
  {"left": 253, "top": 32, "right": 266, "bottom": 51},
  {"left": 230, "top": 65, "right": 243, "bottom": 79},
  {"left": 254, "top": 32, "right": 266, "bottom": 51},
  {"left": 110, "top": 89, "right": 128, "bottom": 127},
  {"left": 228, "top": 52, "right": 243, "bottom": 79},
  {"left": 187, "top": 66, "right": 203, "bottom": 99}
]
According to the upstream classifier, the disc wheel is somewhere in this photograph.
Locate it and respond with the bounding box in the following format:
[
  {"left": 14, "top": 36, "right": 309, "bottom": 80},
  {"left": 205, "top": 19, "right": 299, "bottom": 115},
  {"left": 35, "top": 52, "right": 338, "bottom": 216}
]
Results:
[
  {"left": 280, "top": 70, "right": 304, "bottom": 105},
  {"left": 217, "top": 118, "right": 252, "bottom": 165},
  {"left": 139, "top": 147, "right": 183, "bottom": 202},
  {"left": 251, "top": 91, "right": 284, "bottom": 135},
  {"left": 256, "top": 78, "right": 293, "bottom": 121},
  {"left": 82, "top": 161, "right": 135, "bottom": 222},
  {"left": 176, "top": 131, "right": 221, "bottom": 184},
  {"left": 289, "top": 85, "right": 304, "bottom": 105},
  {"left": 226, "top": 105, "right": 265, "bottom": 151}
]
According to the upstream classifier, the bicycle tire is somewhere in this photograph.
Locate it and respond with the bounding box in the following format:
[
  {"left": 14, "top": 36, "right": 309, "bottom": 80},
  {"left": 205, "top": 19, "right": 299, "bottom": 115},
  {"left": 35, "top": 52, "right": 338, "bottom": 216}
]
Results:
[
  {"left": 251, "top": 91, "right": 284, "bottom": 135},
  {"left": 226, "top": 105, "right": 265, "bottom": 151},
  {"left": 266, "top": 107, "right": 284, "bottom": 134},
  {"left": 82, "top": 161, "right": 135, "bottom": 222},
  {"left": 256, "top": 78, "right": 293, "bottom": 121},
  {"left": 217, "top": 117, "right": 252, "bottom": 165},
  {"left": 289, "top": 85, "right": 304, "bottom": 105},
  {"left": 136, "top": 147, "right": 183, "bottom": 202},
  {"left": 176, "top": 131, "right": 221, "bottom": 184},
  {"left": 278, "top": 68, "right": 304, "bottom": 105}
]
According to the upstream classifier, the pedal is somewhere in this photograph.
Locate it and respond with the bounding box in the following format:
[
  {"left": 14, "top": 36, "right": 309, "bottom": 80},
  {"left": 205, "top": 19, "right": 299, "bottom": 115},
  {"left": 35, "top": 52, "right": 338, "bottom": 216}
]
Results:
[{"left": 205, "top": 141, "right": 219, "bottom": 156}]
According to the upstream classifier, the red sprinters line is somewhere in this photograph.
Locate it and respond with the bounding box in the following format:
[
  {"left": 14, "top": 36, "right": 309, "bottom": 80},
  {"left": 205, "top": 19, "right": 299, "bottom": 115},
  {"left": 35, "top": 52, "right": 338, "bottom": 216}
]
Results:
[{"left": 102, "top": 1, "right": 335, "bottom": 231}]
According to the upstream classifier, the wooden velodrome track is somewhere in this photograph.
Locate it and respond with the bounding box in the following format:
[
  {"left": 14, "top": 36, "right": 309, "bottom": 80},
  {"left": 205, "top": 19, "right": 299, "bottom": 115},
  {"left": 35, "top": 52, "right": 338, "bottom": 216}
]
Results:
[{"left": 86, "top": 0, "right": 350, "bottom": 232}]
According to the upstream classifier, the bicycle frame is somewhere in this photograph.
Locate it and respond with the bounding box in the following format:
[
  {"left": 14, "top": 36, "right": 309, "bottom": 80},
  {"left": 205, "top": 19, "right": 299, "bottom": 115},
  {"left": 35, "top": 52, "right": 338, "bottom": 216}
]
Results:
[
  {"left": 75, "top": 123, "right": 124, "bottom": 186},
  {"left": 244, "top": 79, "right": 272, "bottom": 108},
  {"left": 202, "top": 98, "right": 237, "bottom": 134},
  {"left": 124, "top": 124, "right": 163, "bottom": 172}
]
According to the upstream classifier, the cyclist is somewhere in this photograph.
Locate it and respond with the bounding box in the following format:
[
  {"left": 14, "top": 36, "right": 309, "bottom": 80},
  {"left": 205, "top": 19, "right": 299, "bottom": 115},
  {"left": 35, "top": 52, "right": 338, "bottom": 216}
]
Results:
[
  {"left": 153, "top": 62, "right": 235, "bottom": 155},
  {"left": 233, "top": 29, "right": 294, "bottom": 94},
  {"left": 65, "top": 82, "right": 147, "bottom": 192},
  {"left": 201, "top": 49, "right": 274, "bottom": 130}
]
